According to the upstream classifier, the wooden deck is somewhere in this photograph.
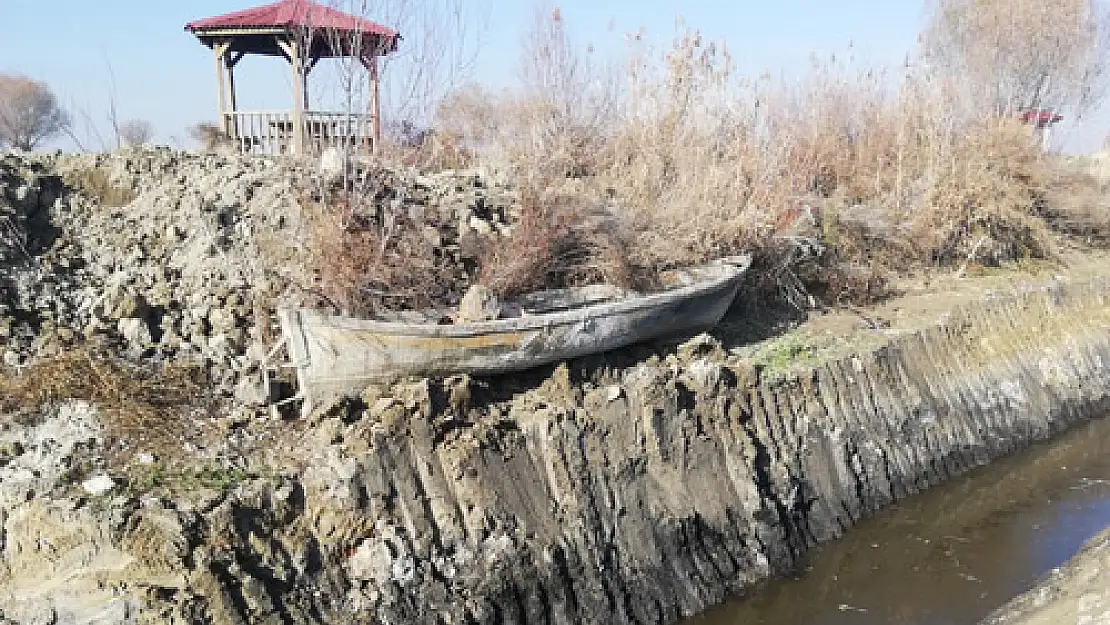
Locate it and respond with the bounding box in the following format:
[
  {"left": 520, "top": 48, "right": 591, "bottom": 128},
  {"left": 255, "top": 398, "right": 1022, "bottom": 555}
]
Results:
[{"left": 222, "top": 110, "right": 375, "bottom": 155}]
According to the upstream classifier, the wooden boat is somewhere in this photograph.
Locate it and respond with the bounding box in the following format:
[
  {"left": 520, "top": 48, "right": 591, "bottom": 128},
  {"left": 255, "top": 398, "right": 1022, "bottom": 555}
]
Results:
[{"left": 277, "top": 255, "right": 751, "bottom": 414}]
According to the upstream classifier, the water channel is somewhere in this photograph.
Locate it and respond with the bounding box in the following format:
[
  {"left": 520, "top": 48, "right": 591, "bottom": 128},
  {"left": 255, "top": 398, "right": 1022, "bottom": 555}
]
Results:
[{"left": 686, "top": 415, "right": 1110, "bottom": 625}]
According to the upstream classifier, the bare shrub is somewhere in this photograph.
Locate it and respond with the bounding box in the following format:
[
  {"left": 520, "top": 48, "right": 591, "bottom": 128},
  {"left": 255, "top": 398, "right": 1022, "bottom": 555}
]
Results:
[
  {"left": 118, "top": 119, "right": 154, "bottom": 146},
  {"left": 189, "top": 122, "right": 227, "bottom": 151},
  {"left": 0, "top": 74, "right": 69, "bottom": 151},
  {"left": 435, "top": 5, "right": 617, "bottom": 178},
  {"left": 318, "top": 0, "right": 487, "bottom": 123},
  {"left": 476, "top": 183, "right": 634, "bottom": 297},
  {"left": 301, "top": 172, "right": 457, "bottom": 316},
  {"left": 437, "top": 6, "right": 1086, "bottom": 306},
  {"left": 377, "top": 120, "right": 474, "bottom": 170},
  {"left": 907, "top": 118, "right": 1055, "bottom": 266},
  {"left": 1039, "top": 158, "right": 1110, "bottom": 243}
]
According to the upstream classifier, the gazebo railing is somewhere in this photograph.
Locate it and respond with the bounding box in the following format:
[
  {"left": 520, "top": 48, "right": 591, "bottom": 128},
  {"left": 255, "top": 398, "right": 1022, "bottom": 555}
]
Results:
[{"left": 222, "top": 111, "right": 376, "bottom": 156}]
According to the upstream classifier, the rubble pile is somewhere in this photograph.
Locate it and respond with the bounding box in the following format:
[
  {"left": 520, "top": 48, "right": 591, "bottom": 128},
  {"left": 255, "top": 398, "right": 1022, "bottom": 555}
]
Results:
[{"left": 0, "top": 148, "right": 519, "bottom": 392}]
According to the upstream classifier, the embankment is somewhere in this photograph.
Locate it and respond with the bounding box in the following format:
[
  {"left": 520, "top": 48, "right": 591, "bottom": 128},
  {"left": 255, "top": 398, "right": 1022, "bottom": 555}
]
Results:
[
  {"left": 8, "top": 275, "right": 1110, "bottom": 624},
  {"left": 322, "top": 278, "right": 1110, "bottom": 625}
]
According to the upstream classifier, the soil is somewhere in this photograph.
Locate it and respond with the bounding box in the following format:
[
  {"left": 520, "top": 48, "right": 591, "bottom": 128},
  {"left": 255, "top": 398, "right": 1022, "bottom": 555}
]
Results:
[{"left": 981, "top": 528, "right": 1110, "bottom": 625}]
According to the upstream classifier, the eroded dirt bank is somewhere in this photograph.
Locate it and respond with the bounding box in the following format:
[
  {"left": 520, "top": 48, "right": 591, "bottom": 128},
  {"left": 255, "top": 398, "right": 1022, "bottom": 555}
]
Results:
[
  {"left": 5, "top": 276, "right": 1110, "bottom": 624},
  {"left": 5, "top": 150, "right": 1110, "bottom": 624}
]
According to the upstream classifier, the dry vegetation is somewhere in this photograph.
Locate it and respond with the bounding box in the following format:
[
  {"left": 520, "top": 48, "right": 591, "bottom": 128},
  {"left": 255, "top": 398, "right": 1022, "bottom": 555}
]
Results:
[
  {"left": 431, "top": 1, "right": 1109, "bottom": 306},
  {"left": 299, "top": 169, "right": 459, "bottom": 316},
  {"left": 476, "top": 184, "right": 637, "bottom": 297},
  {"left": 62, "top": 164, "right": 137, "bottom": 208},
  {"left": 0, "top": 74, "right": 69, "bottom": 151},
  {"left": 0, "top": 352, "right": 208, "bottom": 450},
  {"left": 302, "top": 0, "right": 1110, "bottom": 313}
]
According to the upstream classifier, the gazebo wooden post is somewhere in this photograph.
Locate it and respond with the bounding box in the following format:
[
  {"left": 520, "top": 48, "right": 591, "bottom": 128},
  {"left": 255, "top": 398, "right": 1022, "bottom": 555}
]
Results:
[
  {"left": 226, "top": 51, "right": 245, "bottom": 113},
  {"left": 360, "top": 54, "right": 382, "bottom": 154},
  {"left": 370, "top": 55, "right": 381, "bottom": 153},
  {"left": 304, "top": 55, "right": 321, "bottom": 111},
  {"left": 187, "top": 0, "right": 399, "bottom": 157},
  {"left": 224, "top": 51, "right": 245, "bottom": 145},
  {"left": 213, "top": 42, "right": 231, "bottom": 133},
  {"left": 279, "top": 37, "right": 306, "bottom": 154}
]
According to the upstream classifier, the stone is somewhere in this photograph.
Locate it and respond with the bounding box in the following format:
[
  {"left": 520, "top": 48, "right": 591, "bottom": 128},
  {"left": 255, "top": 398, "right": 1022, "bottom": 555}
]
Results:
[
  {"left": 81, "top": 474, "right": 116, "bottom": 496},
  {"left": 208, "top": 307, "right": 238, "bottom": 333},
  {"left": 369, "top": 397, "right": 398, "bottom": 417},
  {"left": 117, "top": 317, "right": 152, "bottom": 348},
  {"left": 234, "top": 375, "right": 269, "bottom": 406},
  {"left": 468, "top": 216, "right": 493, "bottom": 236},
  {"left": 113, "top": 293, "right": 150, "bottom": 320},
  {"left": 457, "top": 284, "right": 499, "bottom": 323},
  {"left": 605, "top": 385, "right": 624, "bottom": 402}
]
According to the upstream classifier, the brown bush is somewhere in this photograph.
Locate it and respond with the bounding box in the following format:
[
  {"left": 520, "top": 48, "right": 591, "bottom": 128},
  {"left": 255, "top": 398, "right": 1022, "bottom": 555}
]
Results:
[
  {"left": 906, "top": 119, "right": 1054, "bottom": 266},
  {"left": 476, "top": 183, "right": 636, "bottom": 297},
  {"left": 437, "top": 13, "right": 1088, "bottom": 307},
  {"left": 303, "top": 191, "right": 457, "bottom": 316},
  {"left": 376, "top": 123, "right": 475, "bottom": 172},
  {"left": 1038, "top": 159, "right": 1110, "bottom": 244},
  {"left": 188, "top": 122, "right": 227, "bottom": 152}
]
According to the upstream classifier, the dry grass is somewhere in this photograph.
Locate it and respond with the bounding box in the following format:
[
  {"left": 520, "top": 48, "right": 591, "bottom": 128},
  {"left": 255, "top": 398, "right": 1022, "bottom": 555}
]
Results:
[
  {"left": 188, "top": 122, "right": 228, "bottom": 152},
  {"left": 476, "top": 183, "right": 636, "bottom": 297},
  {"left": 0, "top": 351, "right": 208, "bottom": 449},
  {"left": 304, "top": 6, "right": 1109, "bottom": 311},
  {"left": 63, "top": 165, "right": 136, "bottom": 208},
  {"left": 432, "top": 12, "right": 1110, "bottom": 306},
  {"left": 376, "top": 123, "right": 476, "bottom": 172},
  {"left": 300, "top": 179, "right": 458, "bottom": 316}
]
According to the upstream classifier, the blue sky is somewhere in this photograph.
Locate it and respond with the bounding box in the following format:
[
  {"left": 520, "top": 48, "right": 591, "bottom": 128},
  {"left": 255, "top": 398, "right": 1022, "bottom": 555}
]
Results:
[{"left": 0, "top": 1, "right": 1098, "bottom": 150}]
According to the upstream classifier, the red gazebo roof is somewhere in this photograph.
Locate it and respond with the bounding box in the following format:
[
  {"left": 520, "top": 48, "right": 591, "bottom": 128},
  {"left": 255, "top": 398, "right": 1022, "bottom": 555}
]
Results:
[
  {"left": 186, "top": 0, "right": 397, "bottom": 39},
  {"left": 1018, "top": 107, "right": 1063, "bottom": 128}
]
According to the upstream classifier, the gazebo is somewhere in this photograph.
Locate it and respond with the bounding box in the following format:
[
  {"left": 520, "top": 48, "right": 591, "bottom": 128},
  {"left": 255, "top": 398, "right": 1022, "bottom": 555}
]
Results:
[
  {"left": 1017, "top": 106, "right": 1064, "bottom": 150},
  {"left": 186, "top": 0, "right": 399, "bottom": 155}
]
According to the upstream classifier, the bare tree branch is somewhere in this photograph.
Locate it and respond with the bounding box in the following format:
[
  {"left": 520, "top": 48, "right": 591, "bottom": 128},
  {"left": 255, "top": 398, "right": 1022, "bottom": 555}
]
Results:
[
  {"left": 923, "top": 0, "right": 1110, "bottom": 118},
  {"left": 0, "top": 74, "right": 70, "bottom": 151}
]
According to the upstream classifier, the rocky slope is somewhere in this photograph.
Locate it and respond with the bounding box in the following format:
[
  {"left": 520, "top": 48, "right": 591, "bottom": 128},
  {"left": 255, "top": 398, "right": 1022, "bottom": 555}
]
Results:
[
  {"left": 0, "top": 148, "right": 517, "bottom": 392},
  {"left": 4, "top": 149, "right": 1110, "bottom": 624}
]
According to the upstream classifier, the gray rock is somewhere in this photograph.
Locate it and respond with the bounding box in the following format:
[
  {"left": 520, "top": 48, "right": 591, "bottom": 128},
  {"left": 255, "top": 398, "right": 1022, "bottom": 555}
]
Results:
[
  {"left": 81, "top": 474, "right": 116, "bottom": 496},
  {"left": 117, "top": 317, "right": 152, "bottom": 348},
  {"left": 457, "top": 284, "right": 499, "bottom": 322},
  {"left": 468, "top": 215, "right": 493, "bottom": 236}
]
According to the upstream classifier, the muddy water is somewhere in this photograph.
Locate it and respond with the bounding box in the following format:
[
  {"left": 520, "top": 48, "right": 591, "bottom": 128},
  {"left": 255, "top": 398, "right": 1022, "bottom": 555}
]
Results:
[{"left": 686, "top": 416, "right": 1110, "bottom": 625}]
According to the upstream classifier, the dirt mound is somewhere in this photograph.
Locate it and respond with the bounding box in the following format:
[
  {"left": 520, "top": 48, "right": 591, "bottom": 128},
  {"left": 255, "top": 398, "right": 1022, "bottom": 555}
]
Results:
[{"left": 0, "top": 148, "right": 519, "bottom": 395}]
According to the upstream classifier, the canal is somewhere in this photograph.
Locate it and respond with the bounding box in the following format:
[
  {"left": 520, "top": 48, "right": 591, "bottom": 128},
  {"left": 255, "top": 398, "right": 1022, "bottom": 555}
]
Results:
[{"left": 685, "top": 415, "right": 1110, "bottom": 625}]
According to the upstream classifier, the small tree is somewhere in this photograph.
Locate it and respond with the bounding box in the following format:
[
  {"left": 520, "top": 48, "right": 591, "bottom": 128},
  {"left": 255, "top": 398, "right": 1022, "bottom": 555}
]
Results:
[
  {"left": 117, "top": 119, "right": 154, "bottom": 146},
  {"left": 923, "top": 0, "right": 1110, "bottom": 116},
  {"left": 0, "top": 74, "right": 69, "bottom": 150}
]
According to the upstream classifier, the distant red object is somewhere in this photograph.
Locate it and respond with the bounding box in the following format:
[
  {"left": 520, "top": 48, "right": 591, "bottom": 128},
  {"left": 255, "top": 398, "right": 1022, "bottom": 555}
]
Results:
[
  {"left": 185, "top": 0, "right": 397, "bottom": 40},
  {"left": 1018, "top": 107, "right": 1064, "bottom": 128}
]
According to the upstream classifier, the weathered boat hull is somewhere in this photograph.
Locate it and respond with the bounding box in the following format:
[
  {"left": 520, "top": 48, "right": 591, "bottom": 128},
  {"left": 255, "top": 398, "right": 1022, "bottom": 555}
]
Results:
[{"left": 278, "top": 256, "right": 750, "bottom": 412}]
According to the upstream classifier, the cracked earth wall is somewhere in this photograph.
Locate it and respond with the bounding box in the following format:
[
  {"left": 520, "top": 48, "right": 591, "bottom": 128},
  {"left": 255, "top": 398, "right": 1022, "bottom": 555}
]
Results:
[
  {"left": 6, "top": 279, "right": 1110, "bottom": 625},
  {"left": 305, "top": 279, "right": 1110, "bottom": 625}
]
